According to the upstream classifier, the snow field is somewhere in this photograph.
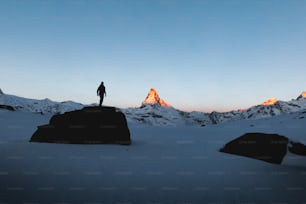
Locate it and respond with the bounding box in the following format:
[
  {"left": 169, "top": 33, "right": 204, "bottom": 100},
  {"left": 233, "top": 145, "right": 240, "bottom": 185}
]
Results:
[{"left": 0, "top": 110, "right": 306, "bottom": 203}]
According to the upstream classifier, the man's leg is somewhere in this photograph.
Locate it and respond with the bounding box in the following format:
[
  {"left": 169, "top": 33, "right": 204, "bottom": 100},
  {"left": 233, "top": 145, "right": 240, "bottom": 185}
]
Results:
[{"left": 99, "top": 95, "right": 104, "bottom": 107}]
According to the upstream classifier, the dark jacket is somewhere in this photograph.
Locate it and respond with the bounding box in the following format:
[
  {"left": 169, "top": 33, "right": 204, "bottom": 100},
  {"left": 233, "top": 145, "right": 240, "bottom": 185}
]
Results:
[{"left": 97, "top": 84, "right": 106, "bottom": 96}]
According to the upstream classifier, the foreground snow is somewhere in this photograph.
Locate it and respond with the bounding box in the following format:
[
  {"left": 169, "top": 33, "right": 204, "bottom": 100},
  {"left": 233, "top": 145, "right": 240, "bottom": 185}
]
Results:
[{"left": 0, "top": 109, "right": 306, "bottom": 203}]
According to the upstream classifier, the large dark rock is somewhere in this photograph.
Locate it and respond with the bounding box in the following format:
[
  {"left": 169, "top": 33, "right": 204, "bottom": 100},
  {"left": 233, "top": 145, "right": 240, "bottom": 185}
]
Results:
[
  {"left": 30, "top": 106, "right": 131, "bottom": 145},
  {"left": 220, "top": 133, "right": 289, "bottom": 164}
]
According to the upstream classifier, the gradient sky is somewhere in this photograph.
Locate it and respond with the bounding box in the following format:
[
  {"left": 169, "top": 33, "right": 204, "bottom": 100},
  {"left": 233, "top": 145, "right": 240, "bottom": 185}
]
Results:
[{"left": 1, "top": 0, "right": 306, "bottom": 112}]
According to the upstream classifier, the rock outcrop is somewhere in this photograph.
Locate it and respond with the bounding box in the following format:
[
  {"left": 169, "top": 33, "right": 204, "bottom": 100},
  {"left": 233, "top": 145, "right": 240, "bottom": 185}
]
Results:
[
  {"left": 0, "top": 104, "right": 15, "bottom": 111},
  {"left": 220, "top": 133, "right": 289, "bottom": 164},
  {"left": 288, "top": 141, "right": 306, "bottom": 155},
  {"left": 30, "top": 106, "right": 131, "bottom": 144},
  {"left": 220, "top": 132, "right": 306, "bottom": 164}
]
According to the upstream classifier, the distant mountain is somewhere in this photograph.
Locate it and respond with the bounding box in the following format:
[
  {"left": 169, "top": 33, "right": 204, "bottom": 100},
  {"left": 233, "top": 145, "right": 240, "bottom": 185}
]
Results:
[
  {"left": 0, "top": 93, "right": 83, "bottom": 114},
  {"left": 1, "top": 89, "right": 306, "bottom": 126},
  {"left": 123, "top": 89, "right": 306, "bottom": 126}
]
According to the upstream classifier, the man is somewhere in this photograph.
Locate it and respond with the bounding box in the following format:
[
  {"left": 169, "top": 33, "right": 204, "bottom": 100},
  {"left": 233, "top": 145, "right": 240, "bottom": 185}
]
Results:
[{"left": 97, "top": 81, "right": 106, "bottom": 107}]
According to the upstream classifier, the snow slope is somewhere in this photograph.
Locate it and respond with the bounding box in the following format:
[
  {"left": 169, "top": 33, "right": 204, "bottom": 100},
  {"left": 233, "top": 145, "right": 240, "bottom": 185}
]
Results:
[{"left": 0, "top": 108, "right": 306, "bottom": 203}]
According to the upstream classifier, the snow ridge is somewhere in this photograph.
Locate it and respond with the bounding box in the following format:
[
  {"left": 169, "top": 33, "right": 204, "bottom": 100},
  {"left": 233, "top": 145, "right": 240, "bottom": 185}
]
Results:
[{"left": 0, "top": 93, "right": 83, "bottom": 114}]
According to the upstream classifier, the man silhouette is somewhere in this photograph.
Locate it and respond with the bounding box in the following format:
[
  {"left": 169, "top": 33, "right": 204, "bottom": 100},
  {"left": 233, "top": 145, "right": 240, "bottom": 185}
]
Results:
[{"left": 97, "top": 82, "right": 106, "bottom": 107}]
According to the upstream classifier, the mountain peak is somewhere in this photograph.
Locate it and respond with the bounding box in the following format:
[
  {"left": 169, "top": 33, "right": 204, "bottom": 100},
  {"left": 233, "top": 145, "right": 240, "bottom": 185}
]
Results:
[
  {"left": 142, "top": 88, "right": 171, "bottom": 107},
  {"left": 297, "top": 91, "right": 306, "bottom": 100},
  {"left": 262, "top": 97, "right": 278, "bottom": 106}
]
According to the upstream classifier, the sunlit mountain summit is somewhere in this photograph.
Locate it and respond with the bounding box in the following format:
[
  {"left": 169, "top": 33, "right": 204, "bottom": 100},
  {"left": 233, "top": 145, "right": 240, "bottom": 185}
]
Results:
[
  {"left": 297, "top": 91, "right": 306, "bottom": 100},
  {"left": 142, "top": 88, "right": 171, "bottom": 107},
  {"left": 262, "top": 91, "right": 306, "bottom": 107},
  {"left": 262, "top": 97, "right": 278, "bottom": 106}
]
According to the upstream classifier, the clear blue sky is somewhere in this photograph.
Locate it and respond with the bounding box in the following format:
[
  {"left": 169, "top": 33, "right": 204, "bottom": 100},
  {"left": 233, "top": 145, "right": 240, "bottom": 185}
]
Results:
[{"left": 1, "top": 0, "right": 306, "bottom": 112}]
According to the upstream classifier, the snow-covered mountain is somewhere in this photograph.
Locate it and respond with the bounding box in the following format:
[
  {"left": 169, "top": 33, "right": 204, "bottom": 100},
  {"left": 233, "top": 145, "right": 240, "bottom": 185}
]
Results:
[
  {"left": 1, "top": 88, "right": 306, "bottom": 126},
  {"left": 124, "top": 89, "right": 306, "bottom": 126},
  {"left": 0, "top": 91, "right": 83, "bottom": 114}
]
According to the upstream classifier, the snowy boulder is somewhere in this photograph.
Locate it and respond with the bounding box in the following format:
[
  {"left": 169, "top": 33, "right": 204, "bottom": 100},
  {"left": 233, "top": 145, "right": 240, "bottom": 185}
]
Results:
[
  {"left": 220, "top": 133, "right": 289, "bottom": 164},
  {"left": 30, "top": 106, "right": 131, "bottom": 145}
]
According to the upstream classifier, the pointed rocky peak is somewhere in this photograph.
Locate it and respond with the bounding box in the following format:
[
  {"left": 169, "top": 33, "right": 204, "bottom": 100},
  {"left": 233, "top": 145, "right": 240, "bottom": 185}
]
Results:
[
  {"left": 262, "top": 97, "right": 278, "bottom": 106},
  {"left": 297, "top": 91, "right": 306, "bottom": 100},
  {"left": 142, "top": 88, "right": 171, "bottom": 107}
]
